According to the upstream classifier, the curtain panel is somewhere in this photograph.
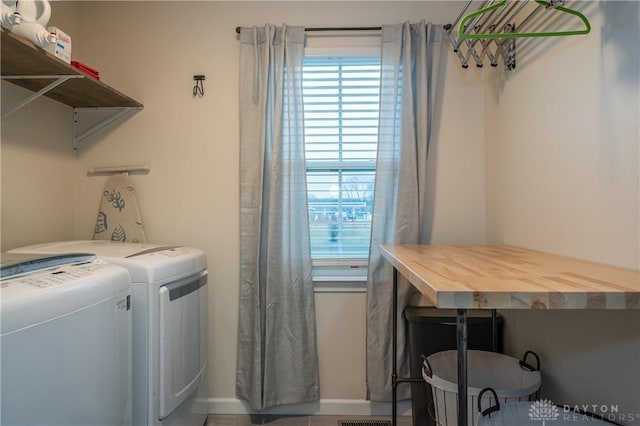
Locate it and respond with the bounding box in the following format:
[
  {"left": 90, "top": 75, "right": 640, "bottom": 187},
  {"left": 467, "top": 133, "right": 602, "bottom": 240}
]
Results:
[
  {"left": 366, "top": 21, "right": 445, "bottom": 402},
  {"left": 236, "top": 24, "right": 320, "bottom": 410}
]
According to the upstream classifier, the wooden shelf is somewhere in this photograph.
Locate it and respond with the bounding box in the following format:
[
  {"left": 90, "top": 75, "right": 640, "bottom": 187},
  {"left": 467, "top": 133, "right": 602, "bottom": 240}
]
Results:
[{"left": 1, "top": 27, "right": 142, "bottom": 109}]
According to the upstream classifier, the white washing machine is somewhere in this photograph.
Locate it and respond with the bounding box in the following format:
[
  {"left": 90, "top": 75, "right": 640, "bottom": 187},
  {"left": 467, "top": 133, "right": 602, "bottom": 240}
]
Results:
[
  {"left": 10, "top": 241, "right": 208, "bottom": 426},
  {"left": 1, "top": 252, "right": 132, "bottom": 426}
]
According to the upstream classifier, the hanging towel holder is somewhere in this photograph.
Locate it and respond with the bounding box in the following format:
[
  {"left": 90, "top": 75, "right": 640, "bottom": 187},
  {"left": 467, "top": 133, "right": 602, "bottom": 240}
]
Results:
[{"left": 87, "top": 164, "right": 151, "bottom": 176}]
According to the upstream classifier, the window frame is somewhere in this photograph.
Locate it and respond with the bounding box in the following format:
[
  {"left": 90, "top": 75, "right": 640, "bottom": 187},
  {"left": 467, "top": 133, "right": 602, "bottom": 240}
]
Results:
[{"left": 303, "top": 46, "right": 381, "bottom": 291}]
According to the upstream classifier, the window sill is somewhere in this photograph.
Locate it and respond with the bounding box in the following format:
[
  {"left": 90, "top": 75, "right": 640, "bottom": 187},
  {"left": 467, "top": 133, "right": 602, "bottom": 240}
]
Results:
[
  {"left": 312, "top": 258, "right": 368, "bottom": 293},
  {"left": 312, "top": 275, "right": 367, "bottom": 293}
]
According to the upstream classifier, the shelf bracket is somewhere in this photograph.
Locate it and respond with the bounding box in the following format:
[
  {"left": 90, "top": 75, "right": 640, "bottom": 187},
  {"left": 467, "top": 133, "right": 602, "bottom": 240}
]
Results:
[
  {"left": 1, "top": 75, "right": 84, "bottom": 119},
  {"left": 73, "top": 107, "right": 142, "bottom": 152}
]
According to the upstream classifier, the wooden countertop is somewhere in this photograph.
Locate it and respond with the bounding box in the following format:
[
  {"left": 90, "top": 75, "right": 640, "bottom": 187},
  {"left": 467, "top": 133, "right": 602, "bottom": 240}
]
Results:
[{"left": 380, "top": 245, "right": 640, "bottom": 309}]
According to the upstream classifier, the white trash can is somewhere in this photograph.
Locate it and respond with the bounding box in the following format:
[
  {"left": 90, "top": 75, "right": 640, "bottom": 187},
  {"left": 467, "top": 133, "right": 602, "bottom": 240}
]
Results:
[
  {"left": 477, "top": 398, "right": 620, "bottom": 426},
  {"left": 422, "top": 350, "right": 541, "bottom": 426}
]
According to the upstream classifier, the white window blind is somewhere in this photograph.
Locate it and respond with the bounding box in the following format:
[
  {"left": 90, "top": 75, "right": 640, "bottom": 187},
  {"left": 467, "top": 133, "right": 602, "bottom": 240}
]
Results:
[{"left": 303, "top": 56, "right": 381, "bottom": 262}]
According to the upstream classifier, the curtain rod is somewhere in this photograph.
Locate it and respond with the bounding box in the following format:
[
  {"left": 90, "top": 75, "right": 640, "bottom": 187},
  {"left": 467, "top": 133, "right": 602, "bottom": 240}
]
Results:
[{"left": 235, "top": 26, "right": 382, "bottom": 34}]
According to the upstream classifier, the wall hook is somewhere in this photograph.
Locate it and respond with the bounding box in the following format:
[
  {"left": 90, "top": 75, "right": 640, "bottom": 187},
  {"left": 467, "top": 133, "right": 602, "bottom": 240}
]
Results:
[{"left": 193, "top": 75, "right": 205, "bottom": 97}]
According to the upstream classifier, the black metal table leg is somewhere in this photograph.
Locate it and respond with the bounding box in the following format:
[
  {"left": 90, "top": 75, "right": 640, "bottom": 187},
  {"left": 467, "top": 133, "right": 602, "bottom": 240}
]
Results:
[
  {"left": 457, "top": 309, "right": 468, "bottom": 426},
  {"left": 492, "top": 308, "right": 498, "bottom": 352},
  {"left": 391, "top": 266, "right": 471, "bottom": 426},
  {"left": 392, "top": 267, "right": 398, "bottom": 426}
]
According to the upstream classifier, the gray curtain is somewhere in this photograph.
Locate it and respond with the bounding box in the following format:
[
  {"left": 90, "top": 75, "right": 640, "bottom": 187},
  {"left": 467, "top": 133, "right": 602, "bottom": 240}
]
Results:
[
  {"left": 236, "top": 24, "right": 320, "bottom": 410},
  {"left": 366, "top": 21, "right": 445, "bottom": 401}
]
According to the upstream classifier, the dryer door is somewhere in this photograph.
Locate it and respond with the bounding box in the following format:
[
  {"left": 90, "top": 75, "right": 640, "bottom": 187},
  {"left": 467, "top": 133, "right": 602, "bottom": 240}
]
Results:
[{"left": 158, "top": 270, "right": 208, "bottom": 420}]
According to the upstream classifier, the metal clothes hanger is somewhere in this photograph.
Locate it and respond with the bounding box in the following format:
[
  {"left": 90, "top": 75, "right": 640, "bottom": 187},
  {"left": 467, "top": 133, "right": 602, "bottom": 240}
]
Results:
[{"left": 458, "top": 0, "right": 591, "bottom": 40}]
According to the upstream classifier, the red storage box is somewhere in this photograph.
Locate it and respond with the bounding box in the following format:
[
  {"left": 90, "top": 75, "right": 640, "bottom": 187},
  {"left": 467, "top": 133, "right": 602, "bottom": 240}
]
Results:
[{"left": 71, "top": 61, "right": 100, "bottom": 80}]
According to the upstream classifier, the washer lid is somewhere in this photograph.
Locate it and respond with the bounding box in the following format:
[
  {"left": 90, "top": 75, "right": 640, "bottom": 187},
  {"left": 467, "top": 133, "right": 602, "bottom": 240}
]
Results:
[
  {"left": 9, "top": 241, "right": 207, "bottom": 285},
  {"left": 1, "top": 258, "right": 131, "bottom": 335},
  {"left": 12, "top": 240, "right": 174, "bottom": 258},
  {"left": 1, "top": 253, "right": 96, "bottom": 279}
]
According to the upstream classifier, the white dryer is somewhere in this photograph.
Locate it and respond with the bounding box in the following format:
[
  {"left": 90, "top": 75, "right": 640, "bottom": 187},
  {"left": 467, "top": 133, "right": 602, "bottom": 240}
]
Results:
[
  {"left": 11, "top": 241, "right": 208, "bottom": 426},
  {"left": 1, "top": 252, "right": 132, "bottom": 426}
]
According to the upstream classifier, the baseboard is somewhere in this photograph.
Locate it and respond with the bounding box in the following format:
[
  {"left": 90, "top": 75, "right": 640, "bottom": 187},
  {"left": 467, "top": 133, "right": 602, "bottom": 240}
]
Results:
[{"left": 193, "top": 397, "right": 412, "bottom": 417}]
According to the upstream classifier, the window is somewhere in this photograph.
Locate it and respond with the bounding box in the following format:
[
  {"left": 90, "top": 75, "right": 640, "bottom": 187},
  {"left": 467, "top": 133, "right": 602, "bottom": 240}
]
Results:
[{"left": 302, "top": 55, "right": 381, "bottom": 284}]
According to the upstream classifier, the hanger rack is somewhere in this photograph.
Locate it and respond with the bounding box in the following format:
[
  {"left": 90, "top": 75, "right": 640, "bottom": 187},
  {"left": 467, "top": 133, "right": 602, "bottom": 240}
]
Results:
[{"left": 445, "top": 0, "right": 591, "bottom": 70}]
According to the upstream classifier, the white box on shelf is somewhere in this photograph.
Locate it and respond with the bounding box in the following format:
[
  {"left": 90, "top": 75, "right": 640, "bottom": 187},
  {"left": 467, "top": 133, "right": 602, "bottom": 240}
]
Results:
[{"left": 45, "top": 27, "right": 71, "bottom": 63}]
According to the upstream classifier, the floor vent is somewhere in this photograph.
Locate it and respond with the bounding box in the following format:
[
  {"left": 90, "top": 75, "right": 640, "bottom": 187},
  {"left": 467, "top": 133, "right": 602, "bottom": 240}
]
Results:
[{"left": 338, "top": 421, "right": 391, "bottom": 426}]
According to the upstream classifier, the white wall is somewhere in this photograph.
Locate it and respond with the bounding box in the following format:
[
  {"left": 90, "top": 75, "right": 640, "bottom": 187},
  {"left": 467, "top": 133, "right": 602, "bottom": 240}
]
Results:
[
  {"left": 1, "top": 3, "right": 82, "bottom": 251},
  {"left": 3, "top": 0, "right": 638, "bottom": 421},
  {"left": 0, "top": 0, "right": 486, "bottom": 410},
  {"left": 485, "top": 1, "right": 640, "bottom": 423},
  {"left": 1, "top": 84, "right": 77, "bottom": 250}
]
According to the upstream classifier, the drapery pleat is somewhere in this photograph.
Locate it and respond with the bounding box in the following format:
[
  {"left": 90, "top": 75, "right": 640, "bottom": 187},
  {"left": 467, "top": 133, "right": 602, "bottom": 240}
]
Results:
[
  {"left": 366, "top": 21, "right": 446, "bottom": 402},
  {"left": 236, "top": 24, "right": 319, "bottom": 410}
]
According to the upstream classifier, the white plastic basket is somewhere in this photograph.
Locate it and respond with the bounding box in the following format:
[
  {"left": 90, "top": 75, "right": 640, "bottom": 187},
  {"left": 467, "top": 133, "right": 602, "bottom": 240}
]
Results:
[
  {"left": 476, "top": 399, "right": 619, "bottom": 425},
  {"left": 422, "top": 350, "right": 541, "bottom": 426}
]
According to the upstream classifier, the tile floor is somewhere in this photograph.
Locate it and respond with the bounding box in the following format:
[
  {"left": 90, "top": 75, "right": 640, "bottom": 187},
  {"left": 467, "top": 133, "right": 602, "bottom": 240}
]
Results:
[{"left": 207, "top": 414, "right": 413, "bottom": 426}]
